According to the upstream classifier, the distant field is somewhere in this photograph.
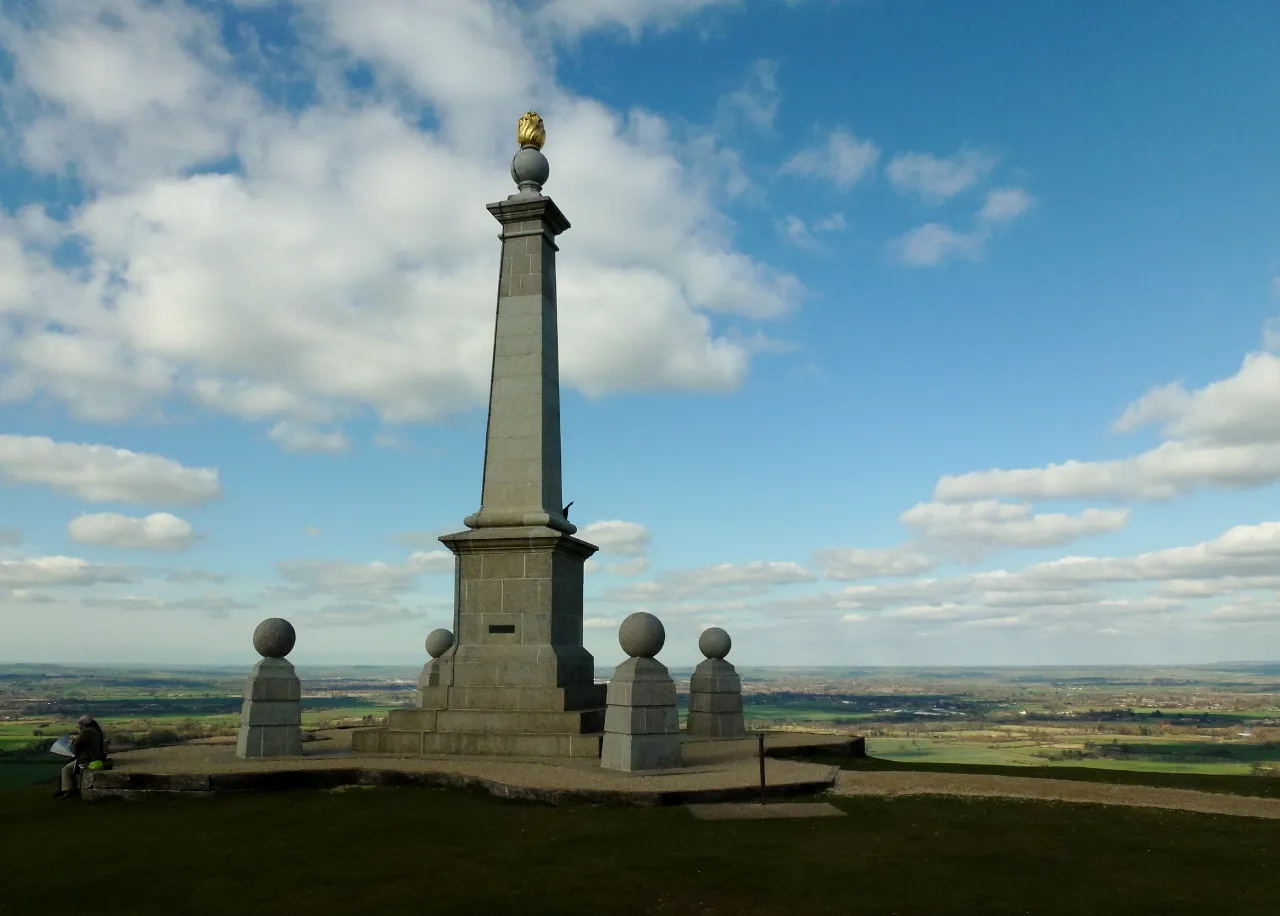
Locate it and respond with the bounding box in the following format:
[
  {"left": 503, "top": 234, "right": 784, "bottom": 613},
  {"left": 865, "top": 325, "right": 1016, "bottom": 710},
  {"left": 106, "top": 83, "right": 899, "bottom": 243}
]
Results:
[{"left": 867, "top": 737, "right": 1273, "bottom": 775}]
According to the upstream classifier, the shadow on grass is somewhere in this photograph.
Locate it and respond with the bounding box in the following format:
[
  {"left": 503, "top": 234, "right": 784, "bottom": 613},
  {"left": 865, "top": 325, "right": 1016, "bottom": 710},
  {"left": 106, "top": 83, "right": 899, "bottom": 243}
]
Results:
[
  {"left": 2, "top": 778, "right": 1279, "bottom": 916},
  {"left": 815, "top": 753, "right": 1280, "bottom": 798}
]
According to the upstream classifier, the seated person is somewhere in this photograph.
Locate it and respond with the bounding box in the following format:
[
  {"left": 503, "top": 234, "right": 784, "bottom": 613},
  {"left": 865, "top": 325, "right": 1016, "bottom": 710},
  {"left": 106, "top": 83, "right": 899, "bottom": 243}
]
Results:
[{"left": 54, "top": 715, "right": 106, "bottom": 799}]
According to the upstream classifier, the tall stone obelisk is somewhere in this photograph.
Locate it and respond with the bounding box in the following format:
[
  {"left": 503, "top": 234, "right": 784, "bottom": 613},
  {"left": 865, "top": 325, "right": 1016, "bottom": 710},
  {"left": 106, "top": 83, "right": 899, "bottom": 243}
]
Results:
[{"left": 352, "top": 113, "right": 606, "bottom": 759}]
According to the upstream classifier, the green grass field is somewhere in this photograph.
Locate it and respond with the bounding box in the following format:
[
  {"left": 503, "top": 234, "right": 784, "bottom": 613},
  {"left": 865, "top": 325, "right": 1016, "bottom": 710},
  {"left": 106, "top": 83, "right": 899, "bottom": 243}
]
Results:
[
  {"left": 867, "top": 737, "right": 1279, "bottom": 775},
  {"left": 2, "top": 779, "right": 1278, "bottom": 915}
]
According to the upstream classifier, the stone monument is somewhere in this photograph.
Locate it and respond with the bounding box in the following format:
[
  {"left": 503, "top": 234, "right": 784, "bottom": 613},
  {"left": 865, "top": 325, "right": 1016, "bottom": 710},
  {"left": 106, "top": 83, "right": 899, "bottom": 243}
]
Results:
[
  {"left": 414, "top": 628, "right": 454, "bottom": 708},
  {"left": 237, "top": 618, "right": 303, "bottom": 758},
  {"left": 685, "top": 626, "right": 745, "bottom": 739},
  {"left": 352, "top": 112, "right": 605, "bottom": 758},
  {"left": 600, "top": 612, "right": 682, "bottom": 772}
]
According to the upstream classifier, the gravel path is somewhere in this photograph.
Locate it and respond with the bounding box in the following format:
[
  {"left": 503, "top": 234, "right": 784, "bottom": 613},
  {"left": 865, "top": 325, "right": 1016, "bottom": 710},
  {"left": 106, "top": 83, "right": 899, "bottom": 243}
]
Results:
[
  {"left": 833, "top": 771, "right": 1280, "bottom": 820},
  {"left": 99, "top": 730, "right": 847, "bottom": 797}
]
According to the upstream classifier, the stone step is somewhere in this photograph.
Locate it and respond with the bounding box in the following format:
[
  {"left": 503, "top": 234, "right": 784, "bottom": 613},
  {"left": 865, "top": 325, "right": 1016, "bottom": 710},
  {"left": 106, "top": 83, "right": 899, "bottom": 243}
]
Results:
[
  {"left": 351, "top": 727, "right": 602, "bottom": 759},
  {"left": 386, "top": 706, "right": 604, "bottom": 734}
]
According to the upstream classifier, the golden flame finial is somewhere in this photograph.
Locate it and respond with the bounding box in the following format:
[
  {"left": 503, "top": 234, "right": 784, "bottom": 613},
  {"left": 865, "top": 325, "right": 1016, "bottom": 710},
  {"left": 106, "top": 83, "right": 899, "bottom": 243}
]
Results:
[{"left": 517, "top": 111, "right": 546, "bottom": 150}]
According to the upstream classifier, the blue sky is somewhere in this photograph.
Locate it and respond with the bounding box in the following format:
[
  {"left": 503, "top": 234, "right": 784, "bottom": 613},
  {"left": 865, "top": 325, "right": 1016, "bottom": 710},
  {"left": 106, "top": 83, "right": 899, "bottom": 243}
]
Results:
[{"left": 2, "top": 0, "right": 1280, "bottom": 669}]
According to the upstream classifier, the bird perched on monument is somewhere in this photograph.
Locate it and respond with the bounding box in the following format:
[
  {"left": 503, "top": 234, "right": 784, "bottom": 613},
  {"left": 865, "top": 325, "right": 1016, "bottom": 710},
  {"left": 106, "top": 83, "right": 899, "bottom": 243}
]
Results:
[{"left": 562, "top": 501, "right": 573, "bottom": 520}]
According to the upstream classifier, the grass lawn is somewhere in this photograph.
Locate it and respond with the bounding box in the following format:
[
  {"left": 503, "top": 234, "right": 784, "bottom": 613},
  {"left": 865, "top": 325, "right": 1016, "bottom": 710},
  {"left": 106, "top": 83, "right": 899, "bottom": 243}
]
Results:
[
  {"left": 821, "top": 753, "right": 1280, "bottom": 798},
  {"left": 2, "top": 781, "right": 1278, "bottom": 915},
  {"left": 0, "top": 762, "right": 63, "bottom": 789}
]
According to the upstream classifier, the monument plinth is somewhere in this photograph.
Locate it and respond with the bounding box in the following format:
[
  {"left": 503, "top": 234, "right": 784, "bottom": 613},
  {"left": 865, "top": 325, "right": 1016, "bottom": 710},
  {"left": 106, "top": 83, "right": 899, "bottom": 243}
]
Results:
[{"left": 353, "top": 113, "right": 606, "bottom": 758}]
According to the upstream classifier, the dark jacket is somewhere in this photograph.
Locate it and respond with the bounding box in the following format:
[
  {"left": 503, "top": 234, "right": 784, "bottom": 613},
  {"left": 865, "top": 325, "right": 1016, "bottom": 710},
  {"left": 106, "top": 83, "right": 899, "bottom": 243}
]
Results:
[{"left": 71, "top": 721, "right": 105, "bottom": 765}]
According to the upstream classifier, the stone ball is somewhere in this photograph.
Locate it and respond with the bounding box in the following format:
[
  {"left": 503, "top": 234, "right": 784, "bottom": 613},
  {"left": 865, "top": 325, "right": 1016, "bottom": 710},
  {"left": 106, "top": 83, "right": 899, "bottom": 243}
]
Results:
[
  {"left": 425, "top": 628, "right": 455, "bottom": 659},
  {"left": 511, "top": 146, "right": 550, "bottom": 189},
  {"left": 618, "top": 611, "right": 665, "bottom": 659},
  {"left": 698, "top": 626, "right": 732, "bottom": 660},
  {"left": 253, "top": 618, "right": 296, "bottom": 659}
]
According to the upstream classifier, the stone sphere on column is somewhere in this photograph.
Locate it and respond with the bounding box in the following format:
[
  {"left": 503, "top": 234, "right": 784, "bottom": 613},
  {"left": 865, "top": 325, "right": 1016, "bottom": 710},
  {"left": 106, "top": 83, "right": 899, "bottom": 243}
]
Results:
[
  {"left": 252, "top": 618, "right": 296, "bottom": 659},
  {"left": 618, "top": 612, "right": 665, "bottom": 659},
  {"left": 425, "top": 628, "right": 455, "bottom": 659},
  {"left": 511, "top": 147, "right": 550, "bottom": 192},
  {"left": 698, "top": 626, "right": 732, "bottom": 661}
]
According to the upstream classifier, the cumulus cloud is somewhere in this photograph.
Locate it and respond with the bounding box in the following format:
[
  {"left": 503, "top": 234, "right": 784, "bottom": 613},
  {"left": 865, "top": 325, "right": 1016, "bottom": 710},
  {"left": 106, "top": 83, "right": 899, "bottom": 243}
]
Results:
[
  {"left": 0, "top": 0, "right": 803, "bottom": 445},
  {"left": 0, "top": 435, "right": 221, "bottom": 506},
  {"left": 888, "top": 222, "right": 986, "bottom": 267},
  {"left": 268, "top": 421, "right": 350, "bottom": 454},
  {"left": 68, "top": 512, "right": 199, "bottom": 552},
  {"left": 777, "top": 212, "right": 845, "bottom": 250},
  {"left": 812, "top": 545, "right": 936, "bottom": 581},
  {"left": 80, "top": 593, "right": 255, "bottom": 619},
  {"left": 780, "top": 129, "right": 880, "bottom": 190},
  {"left": 718, "top": 59, "right": 781, "bottom": 132},
  {"left": 938, "top": 343, "right": 1280, "bottom": 505},
  {"left": 535, "top": 0, "right": 741, "bottom": 38},
  {"left": 579, "top": 520, "right": 651, "bottom": 556},
  {"left": 273, "top": 549, "right": 454, "bottom": 600},
  {"left": 885, "top": 147, "right": 997, "bottom": 201},
  {"left": 888, "top": 187, "right": 1034, "bottom": 267},
  {"left": 0, "top": 556, "right": 136, "bottom": 587},
  {"left": 977, "top": 187, "right": 1035, "bottom": 224},
  {"left": 605, "top": 560, "right": 814, "bottom": 601},
  {"left": 899, "top": 500, "right": 1129, "bottom": 550},
  {"left": 297, "top": 601, "right": 430, "bottom": 628}
]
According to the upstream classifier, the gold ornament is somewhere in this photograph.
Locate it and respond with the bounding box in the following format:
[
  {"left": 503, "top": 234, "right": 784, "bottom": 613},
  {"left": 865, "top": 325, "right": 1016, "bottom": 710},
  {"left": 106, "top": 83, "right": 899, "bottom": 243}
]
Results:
[{"left": 517, "top": 111, "right": 546, "bottom": 150}]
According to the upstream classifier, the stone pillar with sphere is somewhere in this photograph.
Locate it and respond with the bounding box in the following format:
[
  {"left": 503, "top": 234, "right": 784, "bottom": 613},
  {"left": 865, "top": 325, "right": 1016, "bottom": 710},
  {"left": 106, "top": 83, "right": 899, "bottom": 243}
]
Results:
[
  {"left": 600, "top": 612, "right": 682, "bottom": 772},
  {"left": 236, "top": 618, "right": 303, "bottom": 758},
  {"left": 685, "top": 627, "right": 745, "bottom": 739}
]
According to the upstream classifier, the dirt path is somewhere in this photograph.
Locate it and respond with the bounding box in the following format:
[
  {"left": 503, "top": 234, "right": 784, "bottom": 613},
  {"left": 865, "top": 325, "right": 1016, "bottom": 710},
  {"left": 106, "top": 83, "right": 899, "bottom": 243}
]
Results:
[{"left": 833, "top": 771, "right": 1280, "bottom": 820}]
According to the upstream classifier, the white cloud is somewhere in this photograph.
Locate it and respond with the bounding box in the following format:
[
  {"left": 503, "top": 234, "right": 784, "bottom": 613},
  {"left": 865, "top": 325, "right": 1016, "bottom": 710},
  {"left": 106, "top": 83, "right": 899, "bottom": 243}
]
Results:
[
  {"left": 888, "top": 188, "right": 1033, "bottom": 268},
  {"left": 0, "top": 556, "right": 136, "bottom": 587},
  {"left": 585, "top": 556, "right": 652, "bottom": 577},
  {"left": 888, "top": 222, "right": 987, "bottom": 267},
  {"left": 68, "top": 512, "right": 199, "bottom": 552},
  {"left": 578, "top": 520, "right": 651, "bottom": 556},
  {"left": 899, "top": 500, "right": 1129, "bottom": 550},
  {"left": 665, "top": 560, "right": 814, "bottom": 588},
  {"left": 273, "top": 549, "right": 453, "bottom": 600},
  {"left": 605, "top": 560, "right": 814, "bottom": 601},
  {"left": 1208, "top": 601, "right": 1280, "bottom": 624},
  {"left": 80, "top": 593, "right": 255, "bottom": 619},
  {"left": 0, "top": 0, "right": 802, "bottom": 447},
  {"left": 938, "top": 348, "right": 1280, "bottom": 504},
  {"left": 812, "top": 545, "right": 936, "bottom": 581},
  {"left": 978, "top": 187, "right": 1034, "bottom": 224},
  {"left": 780, "top": 130, "right": 880, "bottom": 190},
  {"left": 718, "top": 59, "right": 781, "bottom": 132},
  {"left": 885, "top": 148, "right": 997, "bottom": 201},
  {"left": 535, "top": 0, "right": 740, "bottom": 38},
  {"left": 0, "top": 435, "right": 221, "bottom": 506},
  {"left": 777, "top": 212, "right": 845, "bottom": 250},
  {"left": 296, "top": 601, "right": 428, "bottom": 628},
  {"left": 268, "top": 421, "right": 350, "bottom": 454},
  {"left": 304, "top": 525, "right": 321, "bottom": 537}
]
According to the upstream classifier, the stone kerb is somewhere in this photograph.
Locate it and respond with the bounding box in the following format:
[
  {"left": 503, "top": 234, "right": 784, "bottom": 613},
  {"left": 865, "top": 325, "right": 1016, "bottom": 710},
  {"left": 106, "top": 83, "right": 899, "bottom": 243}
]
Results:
[
  {"left": 601, "top": 613, "right": 682, "bottom": 772},
  {"left": 237, "top": 618, "right": 303, "bottom": 759},
  {"left": 686, "top": 627, "right": 745, "bottom": 739}
]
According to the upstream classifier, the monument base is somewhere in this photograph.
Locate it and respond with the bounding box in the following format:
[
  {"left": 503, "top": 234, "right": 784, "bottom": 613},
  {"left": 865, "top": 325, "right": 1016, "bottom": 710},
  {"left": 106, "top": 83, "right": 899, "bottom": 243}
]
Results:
[
  {"left": 352, "top": 525, "right": 606, "bottom": 759},
  {"left": 686, "top": 657, "right": 745, "bottom": 739},
  {"left": 236, "top": 658, "right": 302, "bottom": 758}
]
